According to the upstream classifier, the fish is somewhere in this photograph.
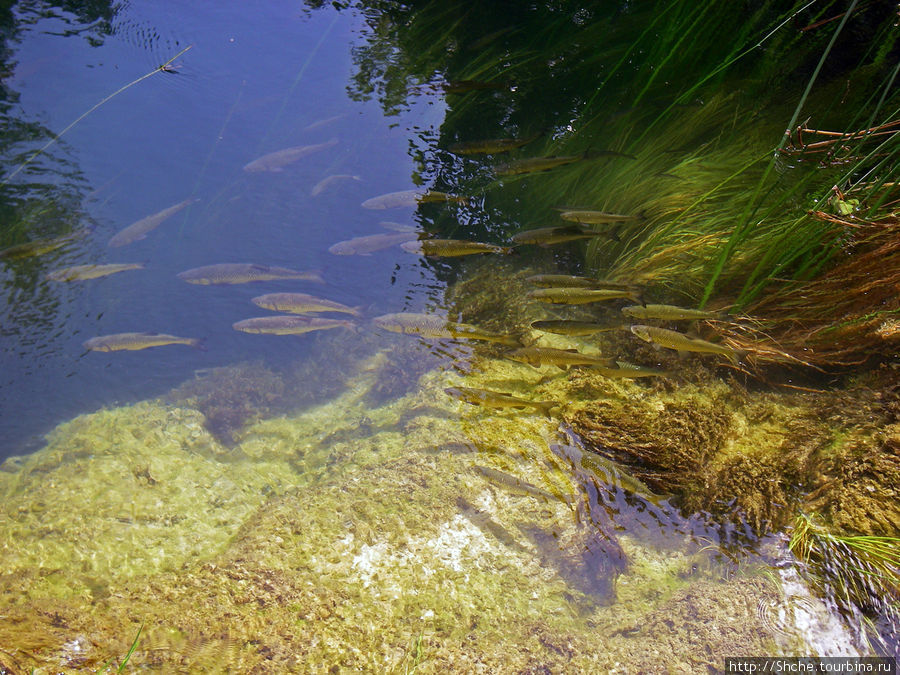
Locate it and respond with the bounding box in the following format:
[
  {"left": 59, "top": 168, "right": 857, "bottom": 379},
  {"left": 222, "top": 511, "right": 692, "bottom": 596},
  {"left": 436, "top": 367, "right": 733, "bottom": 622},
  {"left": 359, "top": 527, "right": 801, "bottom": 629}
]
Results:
[
  {"left": 232, "top": 316, "right": 355, "bottom": 335},
  {"left": 310, "top": 174, "right": 361, "bottom": 197},
  {"left": 471, "top": 465, "right": 557, "bottom": 501},
  {"left": 505, "top": 346, "right": 615, "bottom": 369},
  {"left": 47, "top": 263, "right": 145, "bottom": 281},
  {"left": 0, "top": 229, "right": 87, "bottom": 261},
  {"left": 303, "top": 114, "right": 346, "bottom": 131},
  {"left": 328, "top": 231, "right": 418, "bottom": 255},
  {"left": 495, "top": 150, "right": 635, "bottom": 177},
  {"left": 527, "top": 287, "right": 642, "bottom": 304},
  {"left": 629, "top": 324, "right": 745, "bottom": 364},
  {"left": 557, "top": 209, "right": 643, "bottom": 224},
  {"left": 251, "top": 292, "right": 361, "bottom": 316},
  {"left": 361, "top": 189, "right": 468, "bottom": 209},
  {"left": 621, "top": 305, "right": 728, "bottom": 321},
  {"left": 526, "top": 274, "right": 639, "bottom": 290},
  {"left": 83, "top": 332, "right": 204, "bottom": 352},
  {"left": 530, "top": 320, "right": 620, "bottom": 336},
  {"left": 401, "top": 239, "right": 514, "bottom": 257},
  {"left": 108, "top": 198, "right": 196, "bottom": 248},
  {"left": 550, "top": 442, "right": 668, "bottom": 506},
  {"left": 176, "top": 264, "right": 324, "bottom": 285},
  {"left": 448, "top": 133, "right": 540, "bottom": 155},
  {"left": 444, "top": 386, "right": 557, "bottom": 417},
  {"left": 243, "top": 139, "right": 338, "bottom": 172},
  {"left": 510, "top": 224, "right": 616, "bottom": 246},
  {"left": 372, "top": 312, "right": 519, "bottom": 345}
]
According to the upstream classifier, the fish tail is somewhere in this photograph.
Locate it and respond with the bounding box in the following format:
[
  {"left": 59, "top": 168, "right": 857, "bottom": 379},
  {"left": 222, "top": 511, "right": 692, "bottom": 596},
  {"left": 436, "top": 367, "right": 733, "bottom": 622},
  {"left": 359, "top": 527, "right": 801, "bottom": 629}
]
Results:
[
  {"left": 607, "top": 224, "right": 622, "bottom": 242},
  {"left": 190, "top": 337, "right": 208, "bottom": 352},
  {"left": 499, "top": 334, "right": 523, "bottom": 347},
  {"left": 536, "top": 401, "right": 559, "bottom": 418},
  {"left": 351, "top": 306, "right": 366, "bottom": 317},
  {"left": 629, "top": 289, "right": 646, "bottom": 306},
  {"left": 305, "top": 269, "right": 326, "bottom": 284},
  {"left": 501, "top": 246, "right": 518, "bottom": 255}
]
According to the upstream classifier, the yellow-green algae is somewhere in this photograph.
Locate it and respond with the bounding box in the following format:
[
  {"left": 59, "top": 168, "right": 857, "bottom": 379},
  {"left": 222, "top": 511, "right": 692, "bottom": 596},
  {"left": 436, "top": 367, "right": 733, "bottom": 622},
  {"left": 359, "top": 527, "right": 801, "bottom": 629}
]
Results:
[{"left": 0, "top": 337, "right": 883, "bottom": 671}]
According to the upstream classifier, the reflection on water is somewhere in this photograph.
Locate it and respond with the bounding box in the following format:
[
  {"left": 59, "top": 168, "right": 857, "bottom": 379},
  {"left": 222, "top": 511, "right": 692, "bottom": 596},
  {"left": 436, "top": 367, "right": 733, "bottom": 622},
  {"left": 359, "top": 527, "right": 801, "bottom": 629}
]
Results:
[{"left": 0, "top": 0, "right": 897, "bottom": 670}]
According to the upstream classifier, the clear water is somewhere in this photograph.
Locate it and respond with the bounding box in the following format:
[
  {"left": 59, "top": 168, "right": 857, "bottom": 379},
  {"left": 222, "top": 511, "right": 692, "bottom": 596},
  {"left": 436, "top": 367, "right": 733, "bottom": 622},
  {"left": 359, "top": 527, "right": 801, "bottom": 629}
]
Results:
[
  {"left": 0, "top": 1, "right": 895, "bottom": 670},
  {"left": 0, "top": 1, "right": 452, "bottom": 454}
]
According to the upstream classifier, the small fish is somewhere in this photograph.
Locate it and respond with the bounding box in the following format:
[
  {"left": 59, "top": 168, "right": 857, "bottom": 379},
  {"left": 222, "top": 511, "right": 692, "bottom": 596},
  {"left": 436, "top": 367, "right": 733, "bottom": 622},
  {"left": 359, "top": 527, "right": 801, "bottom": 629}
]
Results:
[
  {"left": 558, "top": 209, "right": 643, "bottom": 224},
  {"left": 629, "top": 324, "right": 745, "bottom": 364},
  {"left": 233, "top": 316, "right": 355, "bottom": 335},
  {"left": 361, "top": 189, "right": 468, "bottom": 209},
  {"left": 328, "top": 231, "right": 418, "bottom": 255},
  {"left": 527, "top": 287, "right": 642, "bottom": 305},
  {"left": 401, "top": 239, "right": 514, "bottom": 257},
  {"left": 448, "top": 133, "right": 540, "bottom": 155},
  {"left": 310, "top": 174, "right": 361, "bottom": 197},
  {"left": 47, "top": 263, "right": 145, "bottom": 282},
  {"left": 303, "top": 113, "right": 346, "bottom": 131},
  {"left": 621, "top": 305, "right": 727, "bottom": 321},
  {"left": 526, "top": 274, "right": 639, "bottom": 290},
  {"left": 372, "top": 312, "right": 519, "bottom": 345},
  {"left": 243, "top": 139, "right": 338, "bottom": 172},
  {"left": 551, "top": 442, "right": 668, "bottom": 506},
  {"left": 530, "top": 320, "right": 619, "bottom": 336},
  {"left": 444, "top": 386, "right": 556, "bottom": 417},
  {"left": 252, "top": 293, "right": 361, "bottom": 316},
  {"left": 495, "top": 150, "right": 634, "bottom": 177},
  {"left": 108, "top": 198, "right": 196, "bottom": 248},
  {"left": 506, "top": 346, "right": 615, "bottom": 369},
  {"left": 471, "top": 465, "right": 557, "bottom": 501},
  {"left": 83, "top": 332, "right": 204, "bottom": 352},
  {"left": 177, "top": 264, "right": 324, "bottom": 285},
  {"left": 0, "top": 229, "right": 87, "bottom": 261},
  {"left": 511, "top": 224, "right": 615, "bottom": 246}
]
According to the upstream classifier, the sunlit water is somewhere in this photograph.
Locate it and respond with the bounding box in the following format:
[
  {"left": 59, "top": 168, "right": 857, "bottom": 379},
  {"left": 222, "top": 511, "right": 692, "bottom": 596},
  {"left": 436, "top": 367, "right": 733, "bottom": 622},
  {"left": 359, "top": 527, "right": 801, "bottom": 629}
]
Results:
[
  {"left": 0, "top": 2, "right": 450, "bottom": 453},
  {"left": 0, "top": 1, "right": 894, "bottom": 670}
]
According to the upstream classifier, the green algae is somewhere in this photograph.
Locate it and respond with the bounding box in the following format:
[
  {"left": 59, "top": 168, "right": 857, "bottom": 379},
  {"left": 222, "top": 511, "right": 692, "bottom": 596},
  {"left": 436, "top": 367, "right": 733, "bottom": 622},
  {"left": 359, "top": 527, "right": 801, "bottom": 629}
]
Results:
[{"left": 0, "top": 342, "right": 825, "bottom": 673}]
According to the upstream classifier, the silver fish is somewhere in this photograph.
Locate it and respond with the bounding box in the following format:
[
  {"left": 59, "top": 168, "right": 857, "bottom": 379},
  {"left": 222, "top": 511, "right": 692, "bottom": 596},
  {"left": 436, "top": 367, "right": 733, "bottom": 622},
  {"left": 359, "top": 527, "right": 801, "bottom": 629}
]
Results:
[
  {"left": 328, "top": 231, "right": 418, "bottom": 255},
  {"left": 361, "top": 190, "right": 467, "bottom": 210},
  {"left": 177, "top": 264, "right": 324, "bottom": 285},
  {"left": 233, "top": 316, "right": 355, "bottom": 335},
  {"left": 311, "top": 174, "right": 361, "bottom": 197},
  {"left": 108, "top": 198, "right": 196, "bottom": 248},
  {"left": 47, "top": 263, "right": 145, "bottom": 282},
  {"left": 629, "top": 324, "right": 745, "bottom": 364},
  {"left": 251, "top": 293, "right": 361, "bottom": 315},
  {"left": 243, "top": 139, "right": 338, "bottom": 172},
  {"left": 83, "top": 332, "right": 204, "bottom": 352}
]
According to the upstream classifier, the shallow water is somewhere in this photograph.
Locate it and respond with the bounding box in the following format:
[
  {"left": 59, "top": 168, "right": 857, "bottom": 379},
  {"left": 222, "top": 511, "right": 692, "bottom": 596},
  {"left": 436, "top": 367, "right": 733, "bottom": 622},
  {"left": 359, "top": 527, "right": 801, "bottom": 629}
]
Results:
[{"left": 0, "top": 1, "right": 896, "bottom": 671}]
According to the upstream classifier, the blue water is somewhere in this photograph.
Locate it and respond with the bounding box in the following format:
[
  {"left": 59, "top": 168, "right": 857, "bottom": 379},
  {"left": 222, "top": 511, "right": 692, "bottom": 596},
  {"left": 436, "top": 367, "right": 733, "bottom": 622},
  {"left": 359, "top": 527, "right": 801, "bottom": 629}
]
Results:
[{"left": 0, "top": 2, "right": 451, "bottom": 456}]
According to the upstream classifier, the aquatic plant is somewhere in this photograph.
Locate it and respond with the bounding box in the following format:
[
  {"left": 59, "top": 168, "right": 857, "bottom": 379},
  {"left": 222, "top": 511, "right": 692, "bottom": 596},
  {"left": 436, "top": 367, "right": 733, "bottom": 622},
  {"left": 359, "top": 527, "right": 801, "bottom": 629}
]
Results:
[{"left": 789, "top": 514, "right": 899, "bottom": 657}]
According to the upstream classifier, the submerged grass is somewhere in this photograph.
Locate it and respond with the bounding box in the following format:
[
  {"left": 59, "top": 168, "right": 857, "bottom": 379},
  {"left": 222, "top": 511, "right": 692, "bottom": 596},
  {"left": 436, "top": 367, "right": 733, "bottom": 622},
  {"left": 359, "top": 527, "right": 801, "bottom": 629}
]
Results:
[{"left": 789, "top": 514, "right": 899, "bottom": 655}]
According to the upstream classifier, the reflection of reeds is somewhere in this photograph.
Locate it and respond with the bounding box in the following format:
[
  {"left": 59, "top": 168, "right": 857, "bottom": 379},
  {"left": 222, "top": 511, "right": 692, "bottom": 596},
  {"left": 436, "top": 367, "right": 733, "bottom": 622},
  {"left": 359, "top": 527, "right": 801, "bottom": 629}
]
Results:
[{"left": 789, "top": 514, "right": 899, "bottom": 656}]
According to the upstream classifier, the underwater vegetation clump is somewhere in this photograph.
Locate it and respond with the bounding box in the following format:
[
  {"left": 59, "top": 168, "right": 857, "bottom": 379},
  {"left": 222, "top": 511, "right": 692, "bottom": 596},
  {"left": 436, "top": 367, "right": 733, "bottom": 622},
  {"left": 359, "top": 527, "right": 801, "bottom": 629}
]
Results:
[
  {"left": 0, "top": 353, "right": 812, "bottom": 673},
  {"left": 166, "top": 362, "right": 286, "bottom": 446}
]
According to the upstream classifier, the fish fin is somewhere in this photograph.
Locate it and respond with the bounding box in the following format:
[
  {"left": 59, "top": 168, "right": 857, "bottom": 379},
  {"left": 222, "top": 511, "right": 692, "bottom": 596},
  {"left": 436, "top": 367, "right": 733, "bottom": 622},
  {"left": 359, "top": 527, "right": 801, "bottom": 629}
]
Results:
[
  {"left": 676, "top": 350, "right": 689, "bottom": 360},
  {"left": 305, "top": 269, "right": 326, "bottom": 284},
  {"left": 629, "top": 290, "right": 646, "bottom": 306},
  {"left": 191, "top": 338, "right": 208, "bottom": 352},
  {"left": 351, "top": 306, "right": 365, "bottom": 317},
  {"left": 502, "top": 246, "right": 518, "bottom": 255}
]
